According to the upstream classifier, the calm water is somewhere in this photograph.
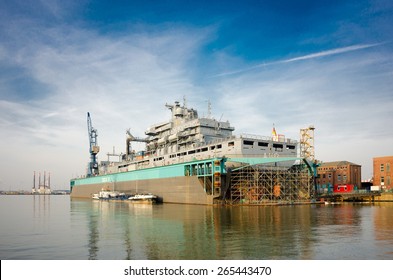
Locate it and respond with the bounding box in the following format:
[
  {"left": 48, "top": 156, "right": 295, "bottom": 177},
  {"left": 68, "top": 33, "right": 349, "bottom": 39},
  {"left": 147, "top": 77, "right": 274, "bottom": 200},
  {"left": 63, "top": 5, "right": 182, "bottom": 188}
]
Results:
[{"left": 1, "top": 195, "right": 393, "bottom": 260}]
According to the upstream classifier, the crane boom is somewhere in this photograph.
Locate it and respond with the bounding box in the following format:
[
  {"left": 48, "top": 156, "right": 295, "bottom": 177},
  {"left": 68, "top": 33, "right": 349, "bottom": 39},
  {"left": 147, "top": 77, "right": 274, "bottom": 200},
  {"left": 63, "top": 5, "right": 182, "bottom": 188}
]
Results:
[{"left": 87, "top": 112, "right": 100, "bottom": 176}]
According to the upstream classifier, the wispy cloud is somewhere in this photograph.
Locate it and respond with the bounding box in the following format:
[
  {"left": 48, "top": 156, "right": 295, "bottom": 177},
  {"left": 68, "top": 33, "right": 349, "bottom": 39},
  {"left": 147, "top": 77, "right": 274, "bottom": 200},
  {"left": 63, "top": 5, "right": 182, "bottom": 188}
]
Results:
[
  {"left": 214, "top": 43, "right": 385, "bottom": 77},
  {"left": 0, "top": 19, "right": 215, "bottom": 188},
  {"left": 281, "top": 43, "right": 384, "bottom": 63}
]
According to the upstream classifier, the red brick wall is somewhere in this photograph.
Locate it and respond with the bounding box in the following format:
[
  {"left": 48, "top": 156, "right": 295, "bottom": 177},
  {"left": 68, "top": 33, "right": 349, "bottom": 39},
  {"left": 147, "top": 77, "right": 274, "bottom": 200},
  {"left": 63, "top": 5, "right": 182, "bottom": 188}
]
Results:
[{"left": 373, "top": 156, "right": 393, "bottom": 191}]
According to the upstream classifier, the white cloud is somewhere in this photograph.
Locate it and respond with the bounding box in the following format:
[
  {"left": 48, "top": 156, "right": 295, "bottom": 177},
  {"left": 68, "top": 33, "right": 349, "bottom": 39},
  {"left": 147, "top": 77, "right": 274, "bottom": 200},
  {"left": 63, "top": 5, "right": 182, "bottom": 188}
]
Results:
[
  {"left": 210, "top": 47, "right": 393, "bottom": 181},
  {"left": 0, "top": 19, "right": 215, "bottom": 189}
]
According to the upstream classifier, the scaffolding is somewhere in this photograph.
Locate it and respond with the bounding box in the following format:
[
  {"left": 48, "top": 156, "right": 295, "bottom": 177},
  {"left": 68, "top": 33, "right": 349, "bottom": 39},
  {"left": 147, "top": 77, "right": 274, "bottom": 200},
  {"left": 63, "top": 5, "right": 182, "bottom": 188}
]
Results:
[
  {"left": 227, "top": 163, "right": 313, "bottom": 205},
  {"left": 300, "top": 125, "right": 315, "bottom": 161}
]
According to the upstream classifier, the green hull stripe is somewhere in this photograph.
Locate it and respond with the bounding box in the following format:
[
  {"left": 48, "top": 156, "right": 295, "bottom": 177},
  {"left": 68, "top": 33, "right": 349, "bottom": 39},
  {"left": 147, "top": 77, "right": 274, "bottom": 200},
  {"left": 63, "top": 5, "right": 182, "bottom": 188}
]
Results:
[
  {"left": 71, "top": 157, "right": 300, "bottom": 186},
  {"left": 71, "top": 157, "right": 223, "bottom": 186}
]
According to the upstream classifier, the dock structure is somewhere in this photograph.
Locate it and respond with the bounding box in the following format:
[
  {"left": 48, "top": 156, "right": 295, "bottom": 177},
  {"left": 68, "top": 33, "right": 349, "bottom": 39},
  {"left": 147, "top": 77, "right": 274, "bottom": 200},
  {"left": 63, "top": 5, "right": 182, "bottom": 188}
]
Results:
[
  {"left": 319, "top": 191, "right": 382, "bottom": 202},
  {"left": 224, "top": 162, "right": 314, "bottom": 205}
]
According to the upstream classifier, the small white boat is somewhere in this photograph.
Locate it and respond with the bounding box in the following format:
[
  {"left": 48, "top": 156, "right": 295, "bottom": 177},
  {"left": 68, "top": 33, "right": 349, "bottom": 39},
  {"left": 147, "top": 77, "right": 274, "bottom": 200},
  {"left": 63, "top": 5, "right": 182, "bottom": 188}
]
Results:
[
  {"left": 128, "top": 193, "right": 159, "bottom": 204},
  {"left": 92, "top": 188, "right": 128, "bottom": 200},
  {"left": 324, "top": 201, "right": 341, "bottom": 205}
]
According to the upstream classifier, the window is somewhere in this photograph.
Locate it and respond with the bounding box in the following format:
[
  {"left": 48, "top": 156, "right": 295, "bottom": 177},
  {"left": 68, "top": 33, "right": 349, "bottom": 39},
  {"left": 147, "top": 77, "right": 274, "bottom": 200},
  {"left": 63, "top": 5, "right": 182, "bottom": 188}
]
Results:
[
  {"left": 387, "top": 163, "right": 391, "bottom": 173},
  {"left": 343, "top": 175, "right": 347, "bottom": 182},
  {"left": 387, "top": 176, "right": 391, "bottom": 186},
  {"left": 380, "top": 164, "right": 385, "bottom": 172},
  {"left": 328, "top": 174, "right": 332, "bottom": 179},
  {"left": 258, "top": 142, "right": 269, "bottom": 147},
  {"left": 338, "top": 174, "right": 341, "bottom": 181},
  {"left": 381, "top": 176, "right": 385, "bottom": 185},
  {"left": 243, "top": 140, "right": 254, "bottom": 146}
]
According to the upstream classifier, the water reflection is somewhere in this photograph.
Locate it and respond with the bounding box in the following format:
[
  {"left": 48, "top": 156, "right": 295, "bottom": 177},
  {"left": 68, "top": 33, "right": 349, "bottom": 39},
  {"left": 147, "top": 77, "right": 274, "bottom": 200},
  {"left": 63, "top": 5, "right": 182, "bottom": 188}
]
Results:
[
  {"left": 32, "top": 195, "right": 51, "bottom": 223},
  {"left": 373, "top": 203, "right": 393, "bottom": 258},
  {"left": 70, "top": 199, "right": 393, "bottom": 260},
  {"left": 87, "top": 209, "right": 99, "bottom": 260}
]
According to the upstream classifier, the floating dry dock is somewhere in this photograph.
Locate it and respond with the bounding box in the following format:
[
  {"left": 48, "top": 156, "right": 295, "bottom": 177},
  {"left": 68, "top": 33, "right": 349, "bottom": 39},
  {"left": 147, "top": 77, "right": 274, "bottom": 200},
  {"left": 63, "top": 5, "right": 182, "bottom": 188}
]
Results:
[{"left": 71, "top": 101, "right": 315, "bottom": 205}]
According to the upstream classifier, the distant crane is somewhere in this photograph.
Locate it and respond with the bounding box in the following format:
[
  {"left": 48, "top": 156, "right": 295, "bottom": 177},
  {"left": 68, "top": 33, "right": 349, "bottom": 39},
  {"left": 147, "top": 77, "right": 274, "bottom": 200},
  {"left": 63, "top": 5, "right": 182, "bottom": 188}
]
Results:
[{"left": 87, "top": 112, "right": 100, "bottom": 177}]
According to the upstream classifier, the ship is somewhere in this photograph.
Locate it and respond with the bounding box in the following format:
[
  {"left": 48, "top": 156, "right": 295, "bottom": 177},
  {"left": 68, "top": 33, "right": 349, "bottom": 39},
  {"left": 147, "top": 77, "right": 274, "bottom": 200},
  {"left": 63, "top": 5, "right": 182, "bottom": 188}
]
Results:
[{"left": 70, "top": 101, "right": 304, "bottom": 205}]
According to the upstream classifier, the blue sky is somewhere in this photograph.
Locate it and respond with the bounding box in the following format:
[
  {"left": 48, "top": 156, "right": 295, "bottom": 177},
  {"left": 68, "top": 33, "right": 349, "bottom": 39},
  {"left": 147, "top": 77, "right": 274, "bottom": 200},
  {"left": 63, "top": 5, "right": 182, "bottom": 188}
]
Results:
[{"left": 1, "top": 0, "right": 392, "bottom": 190}]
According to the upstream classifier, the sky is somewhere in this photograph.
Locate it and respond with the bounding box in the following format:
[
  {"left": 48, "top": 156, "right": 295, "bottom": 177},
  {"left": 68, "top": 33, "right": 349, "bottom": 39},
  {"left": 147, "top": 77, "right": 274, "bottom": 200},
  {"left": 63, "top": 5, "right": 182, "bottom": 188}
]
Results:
[{"left": 1, "top": 0, "right": 392, "bottom": 190}]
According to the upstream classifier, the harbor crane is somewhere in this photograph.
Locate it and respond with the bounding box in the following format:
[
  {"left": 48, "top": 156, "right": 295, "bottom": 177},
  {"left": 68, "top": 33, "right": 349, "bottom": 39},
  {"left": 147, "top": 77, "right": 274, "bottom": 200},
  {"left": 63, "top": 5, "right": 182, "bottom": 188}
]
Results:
[{"left": 87, "top": 112, "right": 100, "bottom": 177}]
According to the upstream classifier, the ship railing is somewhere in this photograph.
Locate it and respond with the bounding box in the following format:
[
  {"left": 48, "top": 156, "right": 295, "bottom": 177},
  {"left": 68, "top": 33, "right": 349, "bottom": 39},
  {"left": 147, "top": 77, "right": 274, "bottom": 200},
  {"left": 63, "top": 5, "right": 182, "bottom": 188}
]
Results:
[
  {"left": 239, "top": 133, "right": 297, "bottom": 144},
  {"left": 239, "top": 134, "right": 272, "bottom": 141},
  {"left": 225, "top": 153, "right": 296, "bottom": 159},
  {"left": 173, "top": 134, "right": 297, "bottom": 153}
]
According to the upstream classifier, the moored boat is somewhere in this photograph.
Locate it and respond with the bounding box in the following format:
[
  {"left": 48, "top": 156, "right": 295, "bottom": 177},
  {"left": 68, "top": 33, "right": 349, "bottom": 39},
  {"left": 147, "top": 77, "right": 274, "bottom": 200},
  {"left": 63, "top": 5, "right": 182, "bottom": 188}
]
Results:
[
  {"left": 128, "top": 193, "right": 159, "bottom": 204},
  {"left": 92, "top": 188, "right": 128, "bottom": 200}
]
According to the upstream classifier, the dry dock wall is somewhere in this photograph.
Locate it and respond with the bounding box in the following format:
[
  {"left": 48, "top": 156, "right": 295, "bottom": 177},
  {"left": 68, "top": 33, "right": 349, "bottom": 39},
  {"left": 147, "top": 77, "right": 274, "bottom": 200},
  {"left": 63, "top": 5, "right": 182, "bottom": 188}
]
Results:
[{"left": 374, "top": 193, "right": 393, "bottom": 202}]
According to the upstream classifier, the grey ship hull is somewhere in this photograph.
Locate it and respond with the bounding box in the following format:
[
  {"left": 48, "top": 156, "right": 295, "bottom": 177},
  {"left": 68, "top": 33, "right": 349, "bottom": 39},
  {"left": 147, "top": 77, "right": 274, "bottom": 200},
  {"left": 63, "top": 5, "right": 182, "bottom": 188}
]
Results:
[{"left": 71, "top": 176, "right": 217, "bottom": 205}]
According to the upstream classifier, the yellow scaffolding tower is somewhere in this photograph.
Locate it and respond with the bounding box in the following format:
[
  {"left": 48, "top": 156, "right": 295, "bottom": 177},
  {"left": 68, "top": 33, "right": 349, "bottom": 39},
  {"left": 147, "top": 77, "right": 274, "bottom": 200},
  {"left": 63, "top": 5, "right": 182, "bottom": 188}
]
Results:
[{"left": 300, "top": 125, "right": 315, "bottom": 161}]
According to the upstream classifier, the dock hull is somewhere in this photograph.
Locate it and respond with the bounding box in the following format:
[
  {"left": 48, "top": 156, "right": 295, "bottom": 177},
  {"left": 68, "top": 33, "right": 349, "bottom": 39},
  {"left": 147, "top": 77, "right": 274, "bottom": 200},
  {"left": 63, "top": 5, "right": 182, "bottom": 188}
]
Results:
[{"left": 71, "top": 176, "right": 216, "bottom": 205}]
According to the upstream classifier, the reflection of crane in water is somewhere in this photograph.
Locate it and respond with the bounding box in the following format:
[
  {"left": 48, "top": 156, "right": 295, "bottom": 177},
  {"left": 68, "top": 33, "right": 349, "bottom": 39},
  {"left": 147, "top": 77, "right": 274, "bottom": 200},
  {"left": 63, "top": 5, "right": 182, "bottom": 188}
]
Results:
[
  {"left": 124, "top": 213, "right": 132, "bottom": 260},
  {"left": 88, "top": 212, "right": 99, "bottom": 260},
  {"left": 86, "top": 202, "right": 136, "bottom": 260}
]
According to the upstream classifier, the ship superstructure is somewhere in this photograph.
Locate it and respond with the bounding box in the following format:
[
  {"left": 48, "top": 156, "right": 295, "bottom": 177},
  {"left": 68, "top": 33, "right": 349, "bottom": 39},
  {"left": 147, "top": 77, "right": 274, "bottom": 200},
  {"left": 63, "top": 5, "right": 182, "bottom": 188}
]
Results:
[
  {"left": 71, "top": 101, "right": 312, "bottom": 205},
  {"left": 102, "top": 101, "right": 297, "bottom": 174}
]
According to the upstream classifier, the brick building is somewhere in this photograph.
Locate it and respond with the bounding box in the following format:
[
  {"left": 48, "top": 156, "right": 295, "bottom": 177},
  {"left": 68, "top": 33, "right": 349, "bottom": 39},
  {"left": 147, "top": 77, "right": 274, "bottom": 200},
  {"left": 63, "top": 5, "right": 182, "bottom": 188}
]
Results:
[
  {"left": 316, "top": 161, "right": 362, "bottom": 193},
  {"left": 373, "top": 156, "right": 393, "bottom": 192}
]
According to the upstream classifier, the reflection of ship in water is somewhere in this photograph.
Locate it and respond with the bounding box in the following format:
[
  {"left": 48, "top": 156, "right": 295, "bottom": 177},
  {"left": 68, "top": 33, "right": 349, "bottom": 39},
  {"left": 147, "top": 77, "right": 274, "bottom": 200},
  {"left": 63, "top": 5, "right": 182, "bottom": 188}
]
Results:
[{"left": 72, "top": 199, "right": 368, "bottom": 260}]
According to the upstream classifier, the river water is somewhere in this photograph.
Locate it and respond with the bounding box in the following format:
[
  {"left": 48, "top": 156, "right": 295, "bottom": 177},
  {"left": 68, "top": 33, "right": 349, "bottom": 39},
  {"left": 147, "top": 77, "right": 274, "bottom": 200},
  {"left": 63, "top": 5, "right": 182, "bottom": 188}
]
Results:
[{"left": 1, "top": 195, "right": 393, "bottom": 260}]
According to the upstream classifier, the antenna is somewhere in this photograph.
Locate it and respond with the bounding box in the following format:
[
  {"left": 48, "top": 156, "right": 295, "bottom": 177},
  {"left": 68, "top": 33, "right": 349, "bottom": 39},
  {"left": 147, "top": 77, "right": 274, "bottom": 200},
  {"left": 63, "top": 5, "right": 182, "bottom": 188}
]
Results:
[
  {"left": 183, "top": 96, "right": 187, "bottom": 108},
  {"left": 207, "top": 99, "right": 211, "bottom": 118}
]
